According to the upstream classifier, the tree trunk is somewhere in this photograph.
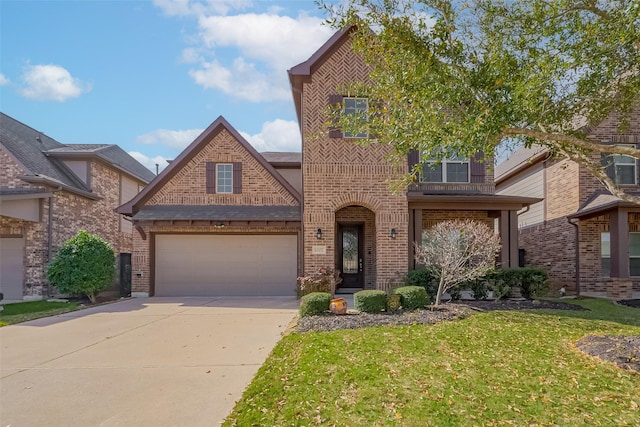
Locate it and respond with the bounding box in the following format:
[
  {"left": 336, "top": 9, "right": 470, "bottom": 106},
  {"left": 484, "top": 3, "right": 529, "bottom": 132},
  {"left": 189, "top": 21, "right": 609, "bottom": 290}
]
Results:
[{"left": 435, "top": 276, "right": 446, "bottom": 306}]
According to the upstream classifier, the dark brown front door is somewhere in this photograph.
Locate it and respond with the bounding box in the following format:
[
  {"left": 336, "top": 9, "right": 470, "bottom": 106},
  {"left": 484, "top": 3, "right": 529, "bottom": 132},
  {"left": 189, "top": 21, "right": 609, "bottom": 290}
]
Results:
[{"left": 338, "top": 223, "right": 364, "bottom": 289}]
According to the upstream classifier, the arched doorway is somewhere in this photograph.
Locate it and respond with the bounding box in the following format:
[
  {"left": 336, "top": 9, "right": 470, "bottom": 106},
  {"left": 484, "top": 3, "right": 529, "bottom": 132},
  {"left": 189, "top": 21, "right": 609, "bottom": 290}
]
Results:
[{"left": 335, "top": 205, "right": 376, "bottom": 291}]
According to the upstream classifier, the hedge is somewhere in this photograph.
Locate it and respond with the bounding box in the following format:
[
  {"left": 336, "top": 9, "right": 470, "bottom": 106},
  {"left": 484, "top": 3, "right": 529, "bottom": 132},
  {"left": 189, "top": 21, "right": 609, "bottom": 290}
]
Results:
[
  {"left": 354, "top": 290, "right": 387, "bottom": 313},
  {"left": 299, "top": 292, "right": 332, "bottom": 317}
]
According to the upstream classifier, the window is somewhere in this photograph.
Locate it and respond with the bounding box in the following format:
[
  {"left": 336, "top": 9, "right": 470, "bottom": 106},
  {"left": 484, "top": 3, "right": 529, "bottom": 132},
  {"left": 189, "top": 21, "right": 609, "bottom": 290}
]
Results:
[
  {"left": 630, "top": 233, "right": 640, "bottom": 276},
  {"left": 216, "top": 163, "right": 233, "bottom": 194},
  {"left": 601, "top": 232, "right": 610, "bottom": 277},
  {"left": 343, "top": 97, "right": 368, "bottom": 138},
  {"left": 603, "top": 144, "right": 637, "bottom": 185},
  {"left": 601, "top": 231, "right": 640, "bottom": 277},
  {"left": 421, "top": 155, "right": 469, "bottom": 183}
]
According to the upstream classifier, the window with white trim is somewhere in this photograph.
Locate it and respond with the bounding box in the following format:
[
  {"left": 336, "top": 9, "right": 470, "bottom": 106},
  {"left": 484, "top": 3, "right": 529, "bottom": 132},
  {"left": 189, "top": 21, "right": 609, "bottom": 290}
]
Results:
[
  {"left": 605, "top": 144, "right": 637, "bottom": 185},
  {"left": 216, "top": 163, "right": 233, "bottom": 194},
  {"left": 601, "top": 231, "right": 640, "bottom": 277},
  {"left": 343, "top": 97, "right": 368, "bottom": 138},
  {"left": 601, "top": 232, "right": 610, "bottom": 277},
  {"left": 421, "top": 155, "right": 470, "bottom": 183}
]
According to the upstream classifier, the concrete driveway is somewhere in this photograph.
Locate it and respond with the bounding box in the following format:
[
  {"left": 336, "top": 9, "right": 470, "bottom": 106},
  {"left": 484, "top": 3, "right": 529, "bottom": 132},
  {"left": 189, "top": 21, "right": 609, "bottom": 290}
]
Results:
[{"left": 0, "top": 297, "right": 298, "bottom": 426}]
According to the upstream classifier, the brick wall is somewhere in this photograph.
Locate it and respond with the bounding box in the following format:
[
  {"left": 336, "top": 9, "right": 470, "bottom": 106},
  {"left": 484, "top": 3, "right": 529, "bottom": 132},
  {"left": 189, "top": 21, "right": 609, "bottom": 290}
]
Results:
[
  {"left": 148, "top": 129, "right": 298, "bottom": 207},
  {"left": 300, "top": 36, "right": 408, "bottom": 288},
  {"left": 1, "top": 150, "right": 142, "bottom": 297}
]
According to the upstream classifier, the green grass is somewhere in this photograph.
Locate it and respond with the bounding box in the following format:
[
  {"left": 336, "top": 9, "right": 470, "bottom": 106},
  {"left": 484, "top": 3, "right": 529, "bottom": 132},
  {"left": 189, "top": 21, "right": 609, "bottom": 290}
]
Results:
[
  {"left": 0, "top": 300, "right": 79, "bottom": 326},
  {"left": 223, "top": 298, "right": 640, "bottom": 426}
]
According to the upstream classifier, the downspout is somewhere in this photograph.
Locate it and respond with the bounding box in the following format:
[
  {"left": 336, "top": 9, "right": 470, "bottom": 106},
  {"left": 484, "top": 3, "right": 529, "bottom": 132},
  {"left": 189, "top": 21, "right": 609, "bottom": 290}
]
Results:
[
  {"left": 567, "top": 217, "right": 581, "bottom": 296},
  {"left": 46, "top": 186, "right": 63, "bottom": 297}
]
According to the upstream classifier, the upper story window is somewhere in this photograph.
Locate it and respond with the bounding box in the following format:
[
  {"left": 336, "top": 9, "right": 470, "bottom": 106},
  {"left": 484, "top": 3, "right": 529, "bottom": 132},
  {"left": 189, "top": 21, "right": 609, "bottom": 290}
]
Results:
[
  {"left": 343, "top": 97, "right": 368, "bottom": 138},
  {"left": 421, "top": 155, "right": 470, "bottom": 183},
  {"left": 603, "top": 144, "right": 637, "bottom": 185},
  {"left": 216, "top": 164, "right": 233, "bottom": 193},
  {"left": 206, "top": 162, "right": 242, "bottom": 194}
]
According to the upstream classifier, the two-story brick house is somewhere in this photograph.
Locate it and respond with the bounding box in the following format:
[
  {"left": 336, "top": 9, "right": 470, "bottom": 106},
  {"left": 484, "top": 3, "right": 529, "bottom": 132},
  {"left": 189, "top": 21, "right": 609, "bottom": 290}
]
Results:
[
  {"left": 496, "top": 110, "right": 640, "bottom": 300},
  {"left": 0, "top": 113, "right": 155, "bottom": 300},
  {"left": 118, "top": 26, "right": 538, "bottom": 297}
]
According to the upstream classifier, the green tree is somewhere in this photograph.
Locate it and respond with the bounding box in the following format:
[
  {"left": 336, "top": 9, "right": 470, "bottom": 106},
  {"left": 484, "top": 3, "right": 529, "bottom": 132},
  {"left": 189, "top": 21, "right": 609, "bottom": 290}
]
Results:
[
  {"left": 47, "top": 230, "right": 115, "bottom": 303},
  {"left": 323, "top": 0, "right": 640, "bottom": 200}
]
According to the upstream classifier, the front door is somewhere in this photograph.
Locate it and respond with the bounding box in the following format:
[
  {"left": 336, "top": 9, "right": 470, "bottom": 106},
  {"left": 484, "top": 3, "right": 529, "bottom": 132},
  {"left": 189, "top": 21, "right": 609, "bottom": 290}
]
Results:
[{"left": 338, "top": 223, "right": 364, "bottom": 289}]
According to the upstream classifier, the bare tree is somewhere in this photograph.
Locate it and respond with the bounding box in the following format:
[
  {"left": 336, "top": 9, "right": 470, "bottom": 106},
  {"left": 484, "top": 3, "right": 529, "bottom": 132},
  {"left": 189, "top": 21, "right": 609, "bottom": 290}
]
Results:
[{"left": 416, "top": 220, "right": 501, "bottom": 306}]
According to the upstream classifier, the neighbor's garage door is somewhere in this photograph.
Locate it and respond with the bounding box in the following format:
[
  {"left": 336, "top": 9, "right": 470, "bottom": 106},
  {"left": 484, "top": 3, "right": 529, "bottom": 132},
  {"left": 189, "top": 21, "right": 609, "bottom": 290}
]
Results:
[
  {"left": 0, "top": 237, "right": 24, "bottom": 300},
  {"left": 155, "top": 234, "right": 297, "bottom": 296}
]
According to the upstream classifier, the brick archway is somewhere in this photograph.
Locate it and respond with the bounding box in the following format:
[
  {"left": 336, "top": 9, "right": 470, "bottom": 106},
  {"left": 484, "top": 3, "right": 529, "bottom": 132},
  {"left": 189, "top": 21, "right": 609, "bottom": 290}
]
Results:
[{"left": 330, "top": 192, "right": 382, "bottom": 213}]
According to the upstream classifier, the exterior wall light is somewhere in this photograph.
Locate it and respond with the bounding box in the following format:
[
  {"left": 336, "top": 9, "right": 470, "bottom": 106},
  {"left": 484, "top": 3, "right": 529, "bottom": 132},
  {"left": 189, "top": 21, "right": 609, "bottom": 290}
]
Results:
[
  {"left": 214, "top": 222, "right": 225, "bottom": 229},
  {"left": 390, "top": 228, "right": 397, "bottom": 239},
  {"left": 316, "top": 228, "right": 323, "bottom": 239}
]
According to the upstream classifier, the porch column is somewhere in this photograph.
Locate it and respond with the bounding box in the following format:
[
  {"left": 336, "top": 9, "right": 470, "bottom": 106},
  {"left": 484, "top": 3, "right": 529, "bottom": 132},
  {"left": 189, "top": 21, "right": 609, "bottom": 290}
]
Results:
[
  {"left": 412, "top": 209, "right": 422, "bottom": 269},
  {"left": 609, "top": 209, "right": 629, "bottom": 278},
  {"left": 499, "top": 210, "right": 519, "bottom": 268}
]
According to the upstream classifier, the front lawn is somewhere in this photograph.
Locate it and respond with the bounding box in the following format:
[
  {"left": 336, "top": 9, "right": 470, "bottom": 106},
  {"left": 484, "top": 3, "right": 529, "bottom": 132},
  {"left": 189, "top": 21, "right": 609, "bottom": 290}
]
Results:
[
  {"left": 223, "top": 298, "right": 639, "bottom": 426},
  {"left": 0, "top": 300, "right": 79, "bottom": 326}
]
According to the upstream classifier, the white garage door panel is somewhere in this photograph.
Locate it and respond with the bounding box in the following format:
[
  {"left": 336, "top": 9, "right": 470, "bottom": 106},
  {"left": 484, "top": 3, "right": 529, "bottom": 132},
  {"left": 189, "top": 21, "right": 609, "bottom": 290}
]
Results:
[
  {"left": 0, "top": 237, "right": 24, "bottom": 300},
  {"left": 155, "top": 234, "right": 297, "bottom": 296}
]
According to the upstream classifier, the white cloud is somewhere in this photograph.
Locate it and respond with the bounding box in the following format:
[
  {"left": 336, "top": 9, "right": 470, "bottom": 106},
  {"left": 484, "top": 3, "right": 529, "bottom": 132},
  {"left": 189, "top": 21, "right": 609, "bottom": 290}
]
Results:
[
  {"left": 20, "top": 64, "right": 91, "bottom": 102},
  {"left": 240, "top": 119, "right": 301, "bottom": 152},
  {"left": 136, "top": 128, "right": 203, "bottom": 149},
  {"left": 189, "top": 58, "right": 290, "bottom": 102},
  {"left": 197, "top": 13, "right": 332, "bottom": 72},
  {"left": 128, "top": 151, "right": 171, "bottom": 173},
  {"left": 0, "top": 73, "right": 10, "bottom": 86}
]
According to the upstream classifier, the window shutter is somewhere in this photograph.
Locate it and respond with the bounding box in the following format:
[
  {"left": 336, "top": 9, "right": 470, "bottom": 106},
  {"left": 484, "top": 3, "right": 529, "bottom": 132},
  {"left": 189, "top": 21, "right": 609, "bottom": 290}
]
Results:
[
  {"left": 206, "top": 162, "right": 216, "bottom": 194},
  {"left": 601, "top": 152, "right": 615, "bottom": 182},
  {"left": 470, "top": 151, "right": 485, "bottom": 183},
  {"left": 328, "top": 94, "right": 343, "bottom": 138},
  {"left": 232, "top": 162, "right": 242, "bottom": 194}
]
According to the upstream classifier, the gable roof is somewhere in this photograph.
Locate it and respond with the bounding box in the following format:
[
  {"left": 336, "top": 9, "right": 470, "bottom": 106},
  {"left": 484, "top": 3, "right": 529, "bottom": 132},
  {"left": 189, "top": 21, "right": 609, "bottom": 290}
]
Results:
[
  {"left": 261, "top": 151, "right": 301, "bottom": 167},
  {"left": 0, "top": 113, "right": 154, "bottom": 195},
  {"left": 117, "top": 116, "right": 302, "bottom": 216},
  {"left": 494, "top": 144, "right": 549, "bottom": 184},
  {"left": 288, "top": 25, "right": 357, "bottom": 127}
]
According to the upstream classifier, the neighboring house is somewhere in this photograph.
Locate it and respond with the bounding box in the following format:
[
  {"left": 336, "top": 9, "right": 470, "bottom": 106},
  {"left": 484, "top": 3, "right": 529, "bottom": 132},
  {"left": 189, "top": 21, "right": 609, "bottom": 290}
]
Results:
[
  {"left": 495, "top": 110, "right": 640, "bottom": 300},
  {"left": 0, "top": 113, "right": 155, "bottom": 300},
  {"left": 117, "top": 26, "right": 538, "bottom": 297}
]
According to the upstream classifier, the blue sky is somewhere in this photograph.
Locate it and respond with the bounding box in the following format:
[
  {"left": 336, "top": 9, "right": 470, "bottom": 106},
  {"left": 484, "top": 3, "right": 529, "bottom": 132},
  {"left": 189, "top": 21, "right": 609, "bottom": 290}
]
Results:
[{"left": 0, "top": 0, "right": 337, "bottom": 172}]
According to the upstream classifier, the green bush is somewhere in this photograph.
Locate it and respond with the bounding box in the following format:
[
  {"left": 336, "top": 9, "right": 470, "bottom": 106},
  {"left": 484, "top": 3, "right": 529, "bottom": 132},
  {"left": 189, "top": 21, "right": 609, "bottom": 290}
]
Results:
[
  {"left": 468, "top": 279, "right": 488, "bottom": 300},
  {"left": 299, "top": 292, "right": 332, "bottom": 317},
  {"left": 484, "top": 271, "right": 511, "bottom": 300},
  {"left": 354, "top": 290, "right": 387, "bottom": 313},
  {"left": 47, "top": 230, "right": 115, "bottom": 303},
  {"left": 448, "top": 285, "right": 462, "bottom": 301},
  {"left": 394, "top": 286, "right": 428, "bottom": 310},
  {"left": 404, "top": 268, "right": 439, "bottom": 303},
  {"left": 518, "top": 267, "right": 550, "bottom": 298}
]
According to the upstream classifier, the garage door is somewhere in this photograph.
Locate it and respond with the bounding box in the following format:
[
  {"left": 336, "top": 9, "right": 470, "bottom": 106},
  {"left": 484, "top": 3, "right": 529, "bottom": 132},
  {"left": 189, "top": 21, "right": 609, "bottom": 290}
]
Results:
[
  {"left": 155, "top": 234, "right": 297, "bottom": 296},
  {"left": 0, "top": 237, "right": 24, "bottom": 300}
]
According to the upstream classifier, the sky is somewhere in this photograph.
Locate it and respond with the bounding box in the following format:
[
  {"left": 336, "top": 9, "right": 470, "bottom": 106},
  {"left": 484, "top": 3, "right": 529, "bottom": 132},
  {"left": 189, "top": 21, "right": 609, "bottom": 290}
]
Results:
[{"left": 0, "top": 0, "right": 338, "bottom": 172}]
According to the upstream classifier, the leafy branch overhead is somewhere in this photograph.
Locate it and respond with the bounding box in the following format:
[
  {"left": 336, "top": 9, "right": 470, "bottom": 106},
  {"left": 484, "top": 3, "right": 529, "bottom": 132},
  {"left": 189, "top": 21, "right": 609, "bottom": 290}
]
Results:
[{"left": 322, "top": 0, "right": 640, "bottom": 202}]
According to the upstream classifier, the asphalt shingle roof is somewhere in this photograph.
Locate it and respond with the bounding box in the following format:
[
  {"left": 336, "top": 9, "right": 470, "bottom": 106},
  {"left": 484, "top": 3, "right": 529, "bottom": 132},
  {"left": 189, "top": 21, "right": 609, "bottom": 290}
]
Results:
[{"left": 1, "top": 113, "right": 155, "bottom": 191}]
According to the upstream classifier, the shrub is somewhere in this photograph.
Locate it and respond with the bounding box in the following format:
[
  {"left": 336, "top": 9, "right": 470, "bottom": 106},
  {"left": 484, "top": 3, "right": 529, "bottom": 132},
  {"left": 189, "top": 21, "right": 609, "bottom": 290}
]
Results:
[
  {"left": 47, "top": 230, "right": 115, "bottom": 303},
  {"left": 299, "top": 292, "right": 332, "bottom": 317},
  {"left": 297, "top": 267, "right": 341, "bottom": 297},
  {"left": 404, "top": 268, "right": 439, "bottom": 303},
  {"left": 484, "top": 271, "right": 511, "bottom": 300},
  {"left": 394, "top": 286, "right": 428, "bottom": 310},
  {"left": 468, "top": 279, "right": 488, "bottom": 300},
  {"left": 354, "top": 290, "right": 387, "bottom": 313},
  {"left": 519, "top": 267, "right": 550, "bottom": 298},
  {"left": 448, "top": 285, "right": 462, "bottom": 301}
]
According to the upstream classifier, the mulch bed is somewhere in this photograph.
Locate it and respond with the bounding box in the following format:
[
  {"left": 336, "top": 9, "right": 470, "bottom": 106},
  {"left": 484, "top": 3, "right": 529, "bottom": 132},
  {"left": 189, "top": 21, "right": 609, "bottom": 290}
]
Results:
[{"left": 576, "top": 335, "right": 640, "bottom": 372}]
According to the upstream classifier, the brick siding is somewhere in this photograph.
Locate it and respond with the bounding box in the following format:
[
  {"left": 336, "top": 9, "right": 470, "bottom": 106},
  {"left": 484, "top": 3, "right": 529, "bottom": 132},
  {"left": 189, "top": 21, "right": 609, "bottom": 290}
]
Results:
[{"left": 1, "top": 150, "right": 142, "bottom": 297}]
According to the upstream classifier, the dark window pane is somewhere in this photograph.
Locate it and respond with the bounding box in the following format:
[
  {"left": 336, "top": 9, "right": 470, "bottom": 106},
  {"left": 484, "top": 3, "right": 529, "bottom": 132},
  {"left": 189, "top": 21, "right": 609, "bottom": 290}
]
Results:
[
  {"left": 446, "top": 162, "right": 469, "bottom": 182},
  {"left": 629, "top": 233, "right": 640, "bottom": 257},
  {"left": 601, "top": 258, "right": 610, "bottom": 277},
  {"left": 422, "top": 163, "right": 442, "bottom": 182},
  {"left": 630, "top": 258, "right": 640, "bottom": 276},
  {"left": 615, "top": 164, "right": 635, "bottom": 184}
]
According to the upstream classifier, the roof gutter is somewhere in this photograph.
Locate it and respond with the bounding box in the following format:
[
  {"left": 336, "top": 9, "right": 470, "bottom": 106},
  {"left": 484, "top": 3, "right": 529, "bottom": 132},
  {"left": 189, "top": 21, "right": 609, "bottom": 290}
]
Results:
[
  {"left": 19, "top": 175, "right": 101, "bottom": 200},
  {"left": 567, "top": 217, "right": 581, "bottom": 296}
]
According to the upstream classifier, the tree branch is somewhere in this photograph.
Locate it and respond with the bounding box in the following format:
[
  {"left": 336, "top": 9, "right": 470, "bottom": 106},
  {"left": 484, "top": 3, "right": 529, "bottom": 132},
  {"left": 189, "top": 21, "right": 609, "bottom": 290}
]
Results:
[{"left": 501, "top": 127, "right": 640, "bottom": 157}]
